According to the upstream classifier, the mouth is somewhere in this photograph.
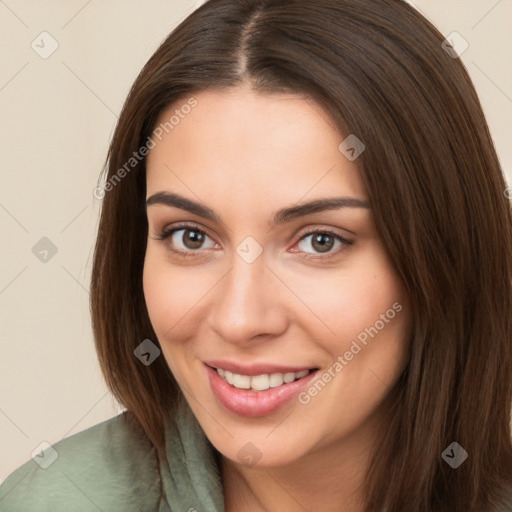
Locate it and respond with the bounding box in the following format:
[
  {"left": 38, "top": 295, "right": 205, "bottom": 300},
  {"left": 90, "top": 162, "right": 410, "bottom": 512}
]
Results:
[
  {"left": 204, "top": 362, "right": 319, "bottom": 417},
  {"left": 212, "top": 366, "right": 315, "bottom": 391}
]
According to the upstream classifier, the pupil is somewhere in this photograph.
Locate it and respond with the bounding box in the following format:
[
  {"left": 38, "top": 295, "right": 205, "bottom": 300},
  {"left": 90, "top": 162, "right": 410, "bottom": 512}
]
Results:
[
  {"left": 312, "top": 233, "right": 333, "bottom": 253},
  {"left": 184, "top": 230, "right": 204, "bottom": 249}
]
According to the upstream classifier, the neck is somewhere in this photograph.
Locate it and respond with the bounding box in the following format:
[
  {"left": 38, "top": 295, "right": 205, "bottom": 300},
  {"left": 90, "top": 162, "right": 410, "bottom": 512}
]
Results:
[{"left": 221, "top": 419, "right": 379, "bottom": 512}]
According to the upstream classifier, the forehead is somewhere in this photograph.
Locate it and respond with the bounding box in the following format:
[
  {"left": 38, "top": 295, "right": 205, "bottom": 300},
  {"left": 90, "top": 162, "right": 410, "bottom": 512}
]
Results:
[{"left": 145, "top": 87, "right": 367, "bottom": 212}]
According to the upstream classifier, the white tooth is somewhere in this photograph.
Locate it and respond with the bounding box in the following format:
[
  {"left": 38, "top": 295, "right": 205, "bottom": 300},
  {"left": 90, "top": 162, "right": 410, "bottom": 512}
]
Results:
[
  {"left": 217, "top": 368, "right": 225, "bottom": 377},
  {"left": 269, "top": 373, "right": 284, "bottom": 388},
  {"left": 225, "top": 370, "right": 234, "bottom": 384},
  {"left": 251, "top": 374, "right": 270, "bottom": 391},
  {"left": 295, "top": 370, "right": 309, "bottom": 379},
  {"left": 283, "top": 372, "right": 296, "bottom": 383},
  {"left": 233, "top": 373, "right": 251, "bottom": 389}
]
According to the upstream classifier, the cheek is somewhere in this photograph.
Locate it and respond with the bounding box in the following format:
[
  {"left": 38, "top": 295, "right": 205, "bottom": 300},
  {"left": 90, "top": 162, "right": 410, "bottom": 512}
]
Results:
[
  {"left": 294, "top": 258, "right": 410, "bottom": 438},
  {"left": 143, "top": 258, "right": 181, "bottom": 336},
  {"left": 288, "top": 249, "right": 407, "bottom": 356},
  {"left": 325, "top": 264, "right": 410, "bottom": 407},
  {"left": 142, "top": 251, "right": 205, "bottom": 382},
  {"left": 142, "top": 249, "right": 209, "bottom": 338}
]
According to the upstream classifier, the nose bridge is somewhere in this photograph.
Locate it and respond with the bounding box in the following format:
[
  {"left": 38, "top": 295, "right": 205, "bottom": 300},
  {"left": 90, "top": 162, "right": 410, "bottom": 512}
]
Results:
[{"left": 209, "top": 247, "right": 284, "bottom": 344}]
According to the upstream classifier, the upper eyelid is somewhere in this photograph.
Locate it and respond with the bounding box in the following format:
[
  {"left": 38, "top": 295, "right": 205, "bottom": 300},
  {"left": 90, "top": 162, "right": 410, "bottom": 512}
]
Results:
[
  {"left": 157, "top": 221, "right": 216, "bottom": 240},
  {"left": 155, "top": 222, "right": 352, "bottom": 246}
]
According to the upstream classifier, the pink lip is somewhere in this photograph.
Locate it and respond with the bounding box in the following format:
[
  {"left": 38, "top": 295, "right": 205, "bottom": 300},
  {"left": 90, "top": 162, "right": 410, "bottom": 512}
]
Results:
[
  {"left": 204, "top": 359, "right": 315, "bottom": 376},
  {"left": 205, "top": 364, "right": 318, "bottom": 417}
]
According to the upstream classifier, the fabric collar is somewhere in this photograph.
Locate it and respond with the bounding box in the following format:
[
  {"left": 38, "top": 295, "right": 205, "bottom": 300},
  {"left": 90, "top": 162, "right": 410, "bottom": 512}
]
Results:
[{"left": 160, "top": 398, "right": 225, "bottom": 512}]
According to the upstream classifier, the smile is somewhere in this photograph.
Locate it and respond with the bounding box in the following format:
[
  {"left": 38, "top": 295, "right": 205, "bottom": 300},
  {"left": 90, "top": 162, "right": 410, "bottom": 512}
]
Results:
[
  {"left": 215, "top": 367, "right": 312, "bottom": 391},
  {"left": 205, "top": 363, "right": 319, "bottom": 417}
]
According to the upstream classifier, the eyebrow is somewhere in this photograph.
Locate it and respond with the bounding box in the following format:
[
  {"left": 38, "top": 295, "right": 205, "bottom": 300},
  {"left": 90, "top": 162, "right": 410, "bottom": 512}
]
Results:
[{"left": 146, "top": 191, "right": 370, "bottom": 227}]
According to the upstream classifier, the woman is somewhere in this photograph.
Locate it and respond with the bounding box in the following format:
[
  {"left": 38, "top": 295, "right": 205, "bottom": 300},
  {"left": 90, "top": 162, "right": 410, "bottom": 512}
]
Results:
[{"left": 1, "top": 0, "right": 511, "bottom": 510}]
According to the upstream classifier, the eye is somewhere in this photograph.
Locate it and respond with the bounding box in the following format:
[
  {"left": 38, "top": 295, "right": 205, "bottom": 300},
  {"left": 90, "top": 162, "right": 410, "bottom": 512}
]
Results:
[
  {"left": 153, "top": 223, "right": 353, "bottom": 260},
  {"left": 293, "top": 229, "right": 353, "bottom": 258},
  {"left": 154, "top": 223, "right": 217, "bottom": 257}
]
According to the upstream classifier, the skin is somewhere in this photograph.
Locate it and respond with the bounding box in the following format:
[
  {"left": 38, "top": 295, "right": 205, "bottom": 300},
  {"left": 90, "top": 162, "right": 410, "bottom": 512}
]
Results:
[{"left": 143, "top": 84, "right": 412, "bottom": 512}]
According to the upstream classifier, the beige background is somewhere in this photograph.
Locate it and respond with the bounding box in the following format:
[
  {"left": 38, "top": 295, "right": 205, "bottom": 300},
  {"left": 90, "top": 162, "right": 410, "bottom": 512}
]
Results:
[{"left": 1, "top": 0, "right": 511, "bottom": 481}]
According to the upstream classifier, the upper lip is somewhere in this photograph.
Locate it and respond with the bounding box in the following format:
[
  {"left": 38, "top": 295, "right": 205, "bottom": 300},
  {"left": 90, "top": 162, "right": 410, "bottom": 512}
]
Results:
[{"left": 204, "top": 360, "right": 317, "bottom": 376}]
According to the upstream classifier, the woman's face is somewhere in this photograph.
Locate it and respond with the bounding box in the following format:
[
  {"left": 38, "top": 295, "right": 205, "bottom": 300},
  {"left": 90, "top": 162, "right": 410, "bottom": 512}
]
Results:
[{"left": 144, "top": 85, "right": 411, "bottom": 467}]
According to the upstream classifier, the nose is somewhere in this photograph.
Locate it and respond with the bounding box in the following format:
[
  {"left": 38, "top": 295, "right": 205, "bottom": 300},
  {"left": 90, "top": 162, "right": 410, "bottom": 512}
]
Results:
[{"left": 207, "top": 249, "right": 288, "bottom": 345}]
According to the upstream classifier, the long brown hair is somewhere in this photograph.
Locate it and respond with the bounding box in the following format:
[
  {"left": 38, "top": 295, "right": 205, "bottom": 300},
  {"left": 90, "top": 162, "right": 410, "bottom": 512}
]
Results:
[{"left": 90, "top": 0, "right": 512, "bottom": 509}]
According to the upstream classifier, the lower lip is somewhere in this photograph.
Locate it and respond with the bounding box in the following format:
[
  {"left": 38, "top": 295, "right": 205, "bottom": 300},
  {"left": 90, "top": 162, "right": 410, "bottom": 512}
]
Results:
[{"left": 205, "top": 364, "right": 318, "bottom": 417}]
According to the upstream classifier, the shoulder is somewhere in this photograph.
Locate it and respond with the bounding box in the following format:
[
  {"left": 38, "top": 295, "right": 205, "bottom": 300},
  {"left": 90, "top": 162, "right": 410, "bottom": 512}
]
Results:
[{"left": 0, "top": 412, "right": 165, "bottom": 512}]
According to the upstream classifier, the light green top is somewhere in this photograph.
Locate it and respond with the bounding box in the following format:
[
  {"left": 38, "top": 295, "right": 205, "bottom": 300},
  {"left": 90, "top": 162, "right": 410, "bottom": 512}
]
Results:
[
  {"left": 0, "top": 401, "right": 224, "bottom": 511},
  {"left": 3, "top": 401, "right": 512, "bottom": 511}
]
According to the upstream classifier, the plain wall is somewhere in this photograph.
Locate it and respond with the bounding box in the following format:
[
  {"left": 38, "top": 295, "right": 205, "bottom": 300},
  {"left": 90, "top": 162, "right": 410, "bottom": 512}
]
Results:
[{"left": 1, "top": 0, "right": 511, "bottom": 481}]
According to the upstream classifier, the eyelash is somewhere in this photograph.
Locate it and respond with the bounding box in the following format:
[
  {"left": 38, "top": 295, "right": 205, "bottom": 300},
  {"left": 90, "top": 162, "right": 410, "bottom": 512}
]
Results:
[{"left": 153, "top": 222, "right": 353, "bottom": 260}]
